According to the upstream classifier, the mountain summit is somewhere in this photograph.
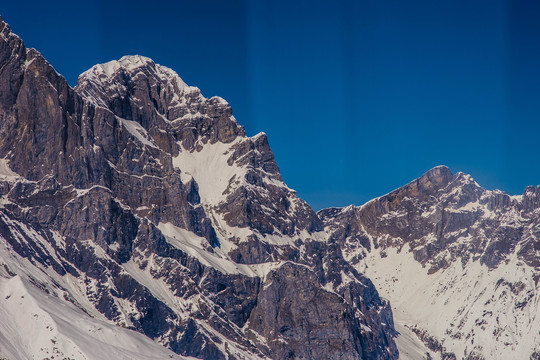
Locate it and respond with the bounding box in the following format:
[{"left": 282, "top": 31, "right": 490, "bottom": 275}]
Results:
[
  {"left": 0, "top": 16, "right": 398, "bottom": 360},
  {"left": 319, "top": 166, "right": 540, "bottom": 359},
  {"left": 1, "top": 15, "right": 539, "bottom": 360}
]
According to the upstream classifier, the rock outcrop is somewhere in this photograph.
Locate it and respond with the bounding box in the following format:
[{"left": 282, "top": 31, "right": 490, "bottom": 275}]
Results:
[
  {"left": 0, "top": 16, "right": 398, "bottom": 360},
  {"left": 319, "top": 166, "right": 540, "bottom": 359}
]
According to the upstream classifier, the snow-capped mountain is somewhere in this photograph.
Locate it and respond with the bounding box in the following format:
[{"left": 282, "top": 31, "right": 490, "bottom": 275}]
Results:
[
  {"left": 0, "top": 16, "right": 397, "bottom": 360},
  {"left": 1, "top": 14, "right": 539, "bottom": 360},
  {"left": 319, "top": 166, "right": 540, "bottom": 359}
]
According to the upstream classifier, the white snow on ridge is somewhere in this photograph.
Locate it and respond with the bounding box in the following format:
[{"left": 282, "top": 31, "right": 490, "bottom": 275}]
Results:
[
  {"left": 157, "top": 222, "right": 281, "bottom": 278},
  {"left": 0, "top": 276, "right": 87, "bottom": 360},
  {"left": 171, "top": 135, "right": 300, "bottom": 250},
  {"left": 0, "top": 276, "right": 194, "bottom": 360},
  {"left": 357, "top": 246, "right": 540, "bottom": 360},
  {"left": 0, "top": 217, "right": 194, "bottom": 360},
  {"left": 122, "top": 257, "right": 190, "bottom": 313},
  {"left": 173, "top": 138, "right": 245, "bottom": 205},
  {"left": 83, "top": 55, "right": 154, "bottom": 78},
  {"left": 106, "top": 55, "right": 153, "bottom": 76},
  {"left": 116, "top": 116, "right": 159, "bottom": 149},
  {"left": 0, "top": 158, "right": 19, "bottom": 180},
  {"left": 78, "top": 55, "right": 200, "bottom": 96},
  {"left": 0, "top": 251, "right": 194, "bottom": 360}
]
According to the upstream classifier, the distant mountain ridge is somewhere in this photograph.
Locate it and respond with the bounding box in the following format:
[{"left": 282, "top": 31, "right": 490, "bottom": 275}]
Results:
[{"left": 319, "top": 165, "right": 540, "bottom": 359}]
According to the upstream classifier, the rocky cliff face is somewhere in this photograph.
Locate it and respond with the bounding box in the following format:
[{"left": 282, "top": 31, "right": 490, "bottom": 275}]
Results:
[
  {"left": 320, "top": 166, "right": 540, "bottom": 359},
  {"left": 3, "top": 13, "right": 538, "bottom": 360},
  {"left": 0, "top": 16, "right": 398, "bottom": 360}
]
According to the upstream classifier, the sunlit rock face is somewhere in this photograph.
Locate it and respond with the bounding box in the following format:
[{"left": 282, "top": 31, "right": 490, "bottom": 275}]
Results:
[
  {"left": 0, "top": 16, "right": 398, "bottom": 360},
  {"left": 320, "top": 166, "right": 540, "bottom": 359}
]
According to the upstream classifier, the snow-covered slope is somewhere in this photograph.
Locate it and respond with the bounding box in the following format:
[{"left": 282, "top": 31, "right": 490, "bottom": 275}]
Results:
[
  {"left": 0, "top": 275, "right": 191, "bottom": 360},
  {"left": 4, "top": 12, "right": 539, "bottom": 360},
  {"left": 320, "top": 166, "right": 540, "bottom": 359},
  {"left": 0, "top": 210, "right": 193, "bottom": 360},
  {"left": 359, "top": 247, "right": 540, "bottom": 359}
]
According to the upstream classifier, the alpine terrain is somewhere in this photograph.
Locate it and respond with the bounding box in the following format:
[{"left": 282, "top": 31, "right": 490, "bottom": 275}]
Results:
[
  {"left": 320, "top": 166, "right": 540, "bottom": 359},
  {"left": 0, "top": 15, "right": 539, "bottom": 360},
  {"left": 0, "top": 15, "right": 397, "bottom": 360}
]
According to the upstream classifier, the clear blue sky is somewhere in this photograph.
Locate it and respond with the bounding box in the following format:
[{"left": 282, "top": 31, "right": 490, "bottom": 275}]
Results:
[{"left": 2, "top": 1, "right": 540, "bottom": 210}]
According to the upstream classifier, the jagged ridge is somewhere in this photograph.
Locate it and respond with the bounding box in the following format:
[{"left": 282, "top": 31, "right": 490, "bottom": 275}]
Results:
[
  {"left": 319, "top": 166, "right": 540, "bottom": 359},
  {"left": 0, "top": 15, "right": 398, "bottom": 360}
]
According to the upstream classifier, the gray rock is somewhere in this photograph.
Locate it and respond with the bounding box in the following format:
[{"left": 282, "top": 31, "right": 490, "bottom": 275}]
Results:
[{"left": 0, "top": 15, "right": 398, "bottom": 360}]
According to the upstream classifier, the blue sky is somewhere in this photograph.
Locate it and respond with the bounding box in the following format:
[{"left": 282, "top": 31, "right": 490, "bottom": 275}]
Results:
[{"left": 2, "top": 1, "right": 540, "bottom": 210}]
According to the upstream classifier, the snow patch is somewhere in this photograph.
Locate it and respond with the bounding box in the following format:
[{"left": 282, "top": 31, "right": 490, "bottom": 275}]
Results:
[
  {"left": 0, "top": 276, "right": 188, "bottom": 360},
  {"left": 359, "top": 246, "right": 540, "bottom": 360},
  {"left": 172, "top": 138, "right": 244, "bottom": 205},
  {"left": 157, "top": 222, "right": 280, "bottom": 278},
  {"left": 117, "top": 116, "right": 158, "bottom": 149},
  {"left": 0, "top": 158, "right": 19, "bottom": 180}
]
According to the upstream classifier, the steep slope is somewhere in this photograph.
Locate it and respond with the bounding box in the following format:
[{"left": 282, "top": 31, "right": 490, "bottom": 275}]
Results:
[
  {"left": 0, "top": 15, "right": 398, "bottom": 360},
  {"left": 0, "top": 273, "right": 190, "bottom": 360},
  {"left": 320, "top": 166, "right": 540, "bottom": 359},
  {"left": 75, "top": 53, "right": 322, "bottom": 262}
]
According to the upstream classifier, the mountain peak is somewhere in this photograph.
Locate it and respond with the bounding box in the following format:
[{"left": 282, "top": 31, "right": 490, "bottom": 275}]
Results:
[
  {"left": 0, "top": 16, "right": 398, "bottom": 359},
  {"left": 420, "top": 165, "right": 453, "bottom": 183},
  {"left": 83, "top": 55, "right": 155, "bottom": 78},
  {"left": 384, "top": 165, "right": 453, "bottom": 202},
  {"left": 0, "top": 14, "right": 12, "bottom": 37},
  {"left": 77, "top": 55, "right": 193, "bottom": 94},
  {"left": 406, "top": 164, "right": 454, "bottom": 196},
  {"left": 75, "top": 55, "right": 201, "bottom": 113}
]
